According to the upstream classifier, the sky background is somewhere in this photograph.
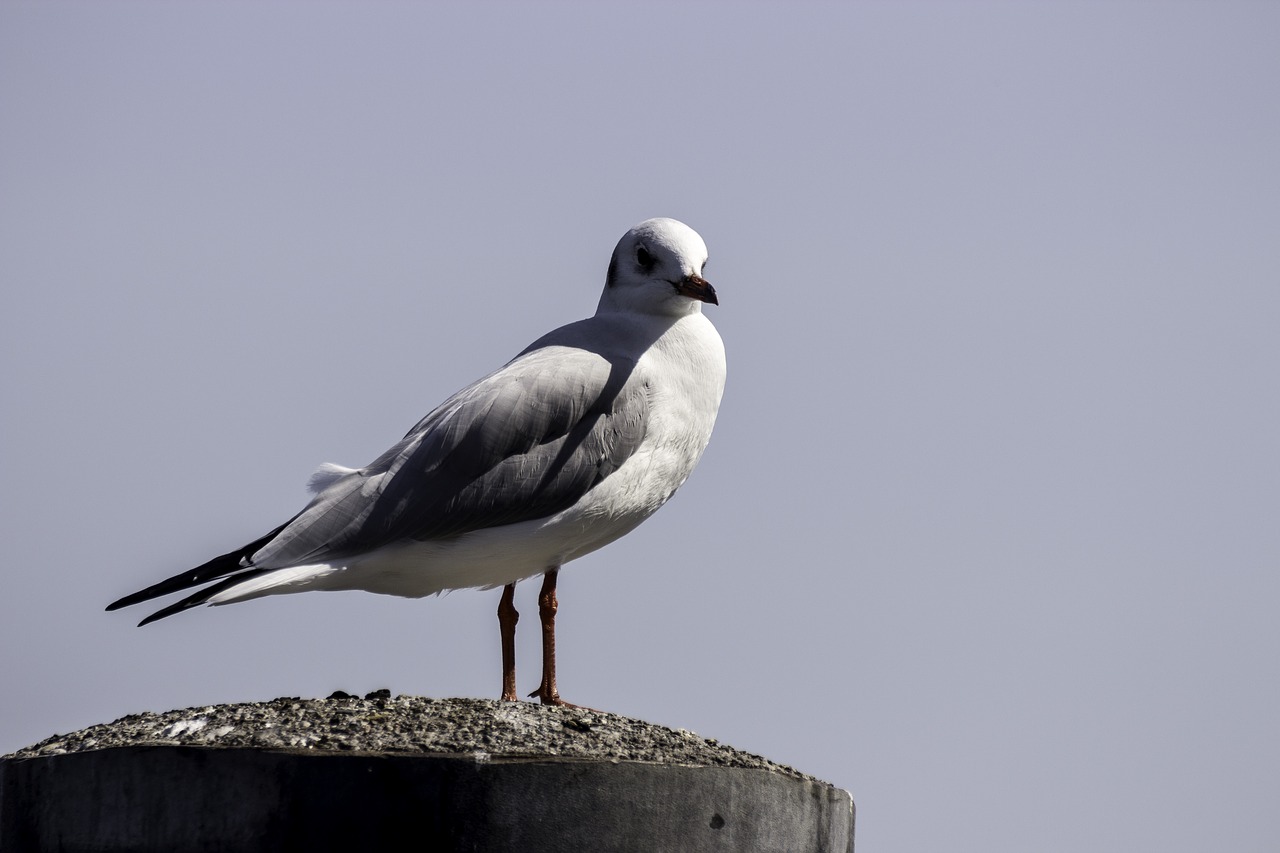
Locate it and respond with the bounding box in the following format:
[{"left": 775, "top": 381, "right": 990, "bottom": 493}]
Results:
[{"left": 3, "top": 2, "right": 1278, "bottom": 851}]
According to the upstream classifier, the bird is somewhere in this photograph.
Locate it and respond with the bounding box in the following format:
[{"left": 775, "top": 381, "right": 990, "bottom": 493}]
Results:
[{"left": 107, "top": 217, "right": 726, "bottom": 707}]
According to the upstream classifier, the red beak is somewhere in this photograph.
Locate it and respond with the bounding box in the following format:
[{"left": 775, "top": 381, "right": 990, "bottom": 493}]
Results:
[{"left": 675, "top": 274, "right": 718, "bottom": 305}]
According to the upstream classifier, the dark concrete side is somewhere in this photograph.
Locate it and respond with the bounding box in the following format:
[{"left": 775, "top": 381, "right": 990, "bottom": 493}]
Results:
[{"left": 1, "top": 747, "right": 854, "bottom": 853}]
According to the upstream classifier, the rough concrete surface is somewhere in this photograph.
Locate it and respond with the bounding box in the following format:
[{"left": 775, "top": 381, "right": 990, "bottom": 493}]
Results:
[
  {"left": 2, "top": 695, "right": 854, "bottom": 852},
  {"left": 7, "top": 693, "right": 811, "bottom": 776}
]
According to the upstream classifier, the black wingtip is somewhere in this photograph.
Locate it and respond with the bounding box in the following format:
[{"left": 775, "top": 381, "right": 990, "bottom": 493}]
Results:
[
  {"left": 106, "top": 521, "right": 292, "bottom": 616},
  {"left": 106, "top": 572, "right": 216, "bottom": 613},
  {"left": 106, "top": 590, "right": 150, "bottom": 611},
  {"left": 132, "top": 567, "right": 272, "bottom": 627},
  {"left": 136, "top": 599, "right": 199, "bottom": 626}
]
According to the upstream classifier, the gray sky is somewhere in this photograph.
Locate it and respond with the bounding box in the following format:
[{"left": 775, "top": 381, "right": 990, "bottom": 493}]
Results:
[{"left": 3, "top": 2, "right": 1278, "bottom": 851}]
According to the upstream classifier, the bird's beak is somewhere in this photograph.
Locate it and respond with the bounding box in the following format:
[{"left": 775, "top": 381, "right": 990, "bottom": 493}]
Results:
[{"left": 675, "top": 274, "right": 719, "bottom": 306}]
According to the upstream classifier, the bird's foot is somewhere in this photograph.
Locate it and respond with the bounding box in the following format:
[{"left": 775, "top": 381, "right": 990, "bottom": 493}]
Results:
[{"left": 527, "top": 686, "right": 584, "bottom": 709}]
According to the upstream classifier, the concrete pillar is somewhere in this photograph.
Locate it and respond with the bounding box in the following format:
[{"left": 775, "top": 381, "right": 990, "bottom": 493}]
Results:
[{"left": 1, "top": 696, "right": 854, "bottom": 852}]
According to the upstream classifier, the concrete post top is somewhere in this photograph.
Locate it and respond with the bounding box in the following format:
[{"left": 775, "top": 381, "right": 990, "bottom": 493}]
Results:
[
  {"left": 4, "top": 695, "right": 855, "bottom": 852},
  {"left": 8, "top": 694, "right": 821, "bottom": 782}
]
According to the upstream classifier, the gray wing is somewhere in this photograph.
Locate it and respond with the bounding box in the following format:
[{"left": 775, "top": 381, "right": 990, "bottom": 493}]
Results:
[{"left": 249, "top": 343, "right": 650, "bottom": 568}]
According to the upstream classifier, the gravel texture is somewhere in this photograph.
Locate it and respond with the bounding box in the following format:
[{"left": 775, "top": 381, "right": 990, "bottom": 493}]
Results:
[{"left": 6, "top": 693, "right": 814, "bottom": 781}]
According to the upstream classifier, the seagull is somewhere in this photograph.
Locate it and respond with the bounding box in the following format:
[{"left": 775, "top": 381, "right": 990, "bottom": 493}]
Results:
[{"left": 107, "top": 217, "right": 726, "bottom": 706}]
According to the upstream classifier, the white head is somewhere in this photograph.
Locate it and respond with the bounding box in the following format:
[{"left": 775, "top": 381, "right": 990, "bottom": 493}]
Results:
[{"left": 598, "top": 218, "right": 717, "bottom": 317}]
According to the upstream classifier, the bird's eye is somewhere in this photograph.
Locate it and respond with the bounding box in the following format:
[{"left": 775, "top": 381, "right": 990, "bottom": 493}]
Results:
[
  {"left": 701, "top": 259, "right": 708, "bottom": 275},
  {"left": 635, "top": 245, "right": 656, "bottom": 272}
]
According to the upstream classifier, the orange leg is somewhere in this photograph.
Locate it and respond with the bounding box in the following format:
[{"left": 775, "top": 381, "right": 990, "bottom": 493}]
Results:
[
  {"left": 498, "top": 583, "right": 519, "bottom": 701},
  {"left": 527, "top": 567, "right": 578, "bottom": 707}
]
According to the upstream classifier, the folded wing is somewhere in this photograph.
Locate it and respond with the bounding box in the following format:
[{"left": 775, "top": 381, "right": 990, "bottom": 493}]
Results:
[
  {"left": 254, "top": 344, "right": 649, "bottom": 566},
  {"left": 107, "top": 343, "right": 650, "bottom": 619}
]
